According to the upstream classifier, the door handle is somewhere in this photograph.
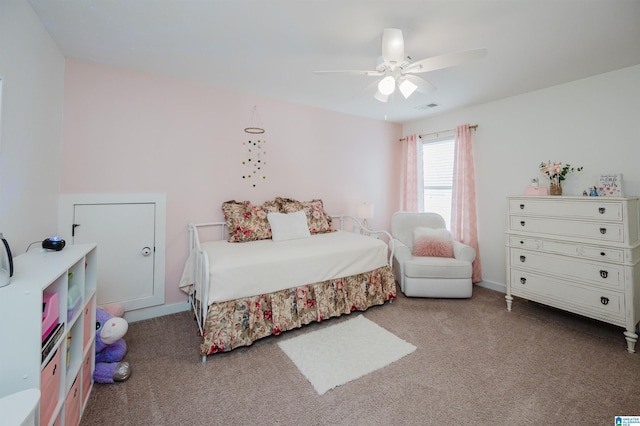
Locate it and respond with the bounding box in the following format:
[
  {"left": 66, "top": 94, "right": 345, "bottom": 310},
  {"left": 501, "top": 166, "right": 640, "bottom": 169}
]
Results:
[{"left": 142, "top": 247, "right": 152, "bottom": 256}]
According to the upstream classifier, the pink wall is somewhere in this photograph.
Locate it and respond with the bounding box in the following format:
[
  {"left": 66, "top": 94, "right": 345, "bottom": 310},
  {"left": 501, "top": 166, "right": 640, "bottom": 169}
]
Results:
[{"left": 61, "top": 59, "right": 402, "bottom": 308}]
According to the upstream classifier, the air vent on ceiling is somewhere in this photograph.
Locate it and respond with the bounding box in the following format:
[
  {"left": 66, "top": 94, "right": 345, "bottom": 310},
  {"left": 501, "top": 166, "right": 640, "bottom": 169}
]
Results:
[{"left": 415, "top": 103, "right": 439, "bottom": 110}]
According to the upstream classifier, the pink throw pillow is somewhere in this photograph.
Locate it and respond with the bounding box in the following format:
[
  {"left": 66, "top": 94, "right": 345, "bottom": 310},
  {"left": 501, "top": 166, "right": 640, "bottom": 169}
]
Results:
[{"left": 413, "top": 227, "right": 454, "bottom": 258}]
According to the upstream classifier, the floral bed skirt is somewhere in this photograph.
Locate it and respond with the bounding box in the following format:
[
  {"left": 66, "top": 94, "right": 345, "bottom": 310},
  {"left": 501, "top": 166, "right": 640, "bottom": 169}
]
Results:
[{"left": 200, "top": 264, "right": 396, "bottom": 356}]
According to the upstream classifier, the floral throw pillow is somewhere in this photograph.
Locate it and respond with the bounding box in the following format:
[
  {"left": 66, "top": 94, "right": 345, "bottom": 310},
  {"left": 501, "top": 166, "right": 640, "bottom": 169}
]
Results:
[
  {"left": 275, "top": 197, "right": 333, "bottom": 234},
  {"left": 412, "top": 227, "right": 455, "bottom": 258},
  {"left": 222, "top": 200, "right": 279, "bottom": 242}
]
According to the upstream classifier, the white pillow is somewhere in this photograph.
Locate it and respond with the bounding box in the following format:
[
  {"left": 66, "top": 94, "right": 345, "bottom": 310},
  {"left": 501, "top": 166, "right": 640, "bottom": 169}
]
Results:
[{"left": 267, "top": 211, "right": 311, "bottom": 242}]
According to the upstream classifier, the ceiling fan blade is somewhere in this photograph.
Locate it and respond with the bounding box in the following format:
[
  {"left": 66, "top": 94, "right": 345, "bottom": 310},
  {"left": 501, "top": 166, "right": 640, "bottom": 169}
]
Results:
[
  {"left": 403, "top": 75, "right": 437, "bottom": 94},
  {"left": 358, "top": 79, "right": 389, "bottom": 103},
  {"left": 404, "top": 48, "right": 488, "bottom": 74},
  {"left": 381, "top": 28, "right": 404, "bottom": 64},
  {"left": 314, "top": 70, "right": 383, "bottom": 76}
]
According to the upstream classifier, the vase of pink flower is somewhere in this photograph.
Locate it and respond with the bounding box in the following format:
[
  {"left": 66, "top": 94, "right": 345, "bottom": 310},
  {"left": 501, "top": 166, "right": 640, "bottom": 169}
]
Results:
[{"left": 539, "top": 161, "right": 583, "bottom": 196}]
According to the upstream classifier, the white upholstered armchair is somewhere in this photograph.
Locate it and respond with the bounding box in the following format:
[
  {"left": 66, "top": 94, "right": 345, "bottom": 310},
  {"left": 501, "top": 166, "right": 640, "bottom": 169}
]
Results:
[{"left": 391, "top": 212, "right": 476, "bottom": 298}]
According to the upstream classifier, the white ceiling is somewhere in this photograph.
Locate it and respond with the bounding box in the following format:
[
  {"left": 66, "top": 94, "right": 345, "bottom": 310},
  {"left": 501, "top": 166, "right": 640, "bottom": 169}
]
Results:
[{"left": 27, "top": 0, "right": 640, "bottom": 124}]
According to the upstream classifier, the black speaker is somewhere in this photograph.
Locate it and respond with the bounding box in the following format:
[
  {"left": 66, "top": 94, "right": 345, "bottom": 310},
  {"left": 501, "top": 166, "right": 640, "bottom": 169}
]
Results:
[{"left": 43, "top": 236, "right": 66, "bottom": 251}]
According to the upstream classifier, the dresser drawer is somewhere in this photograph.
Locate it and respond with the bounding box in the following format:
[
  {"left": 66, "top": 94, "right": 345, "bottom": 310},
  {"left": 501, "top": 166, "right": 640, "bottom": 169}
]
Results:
[
  {"left": 509, "top": 271, "right": 624, "bottom": 324},
  {"left": 510, "top": 216, "right": 624, "bottom": 243},
  {"left": 538, "top": 239, "right": 580, "bottom": 256},
  {"left": 508, "top": 235, "right": 541, "bottom": 250},
  {"left": 509, "top": 198, "right": 623, "bottom": 221},
  {"left": 580, "top": 245, "right": 625, "bottom": 263},
  {"left": 508, "top": 234, "right": 627, "bottom": 263},
  {"left": 510, "top": 248, "right": 624, "bottom": 290}
]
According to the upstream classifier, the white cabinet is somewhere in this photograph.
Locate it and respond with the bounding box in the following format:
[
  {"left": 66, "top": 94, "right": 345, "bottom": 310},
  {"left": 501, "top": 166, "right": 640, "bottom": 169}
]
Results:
[
  {"left": 0, "top": 244, "right": 97, "bottom": 426},
  {"left": 59, "top": 193, "right": 166, "bottom": 312},
  {"left": 505, "top": 196, "right": 640, "bottom": 353}
]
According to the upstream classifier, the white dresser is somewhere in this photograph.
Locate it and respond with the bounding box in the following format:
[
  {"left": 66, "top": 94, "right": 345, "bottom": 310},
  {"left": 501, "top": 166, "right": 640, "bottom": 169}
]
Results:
[{"left": 505, "top": 196, "right": 640, "bottom": 353}]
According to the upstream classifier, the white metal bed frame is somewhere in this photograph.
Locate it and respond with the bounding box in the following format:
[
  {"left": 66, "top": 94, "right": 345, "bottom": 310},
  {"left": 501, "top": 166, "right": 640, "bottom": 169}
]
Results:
[{"left": 187, "top": 214, "right": 394, "bottom": 362}]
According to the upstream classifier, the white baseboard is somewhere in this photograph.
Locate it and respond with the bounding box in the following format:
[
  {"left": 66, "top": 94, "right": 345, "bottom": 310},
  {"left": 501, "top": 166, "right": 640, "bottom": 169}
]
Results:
[
  {"left": 123, "top": 301, "right": 191, "bottom": 323},
  {"left": 475, "top": 280, "right": 506, "bottom": 294}
]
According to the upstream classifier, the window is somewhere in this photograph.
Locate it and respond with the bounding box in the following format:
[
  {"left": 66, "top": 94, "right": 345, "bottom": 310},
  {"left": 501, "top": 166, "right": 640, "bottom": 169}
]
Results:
[{"left": 422, "top": 138, "right": 455, "bottom": 229}]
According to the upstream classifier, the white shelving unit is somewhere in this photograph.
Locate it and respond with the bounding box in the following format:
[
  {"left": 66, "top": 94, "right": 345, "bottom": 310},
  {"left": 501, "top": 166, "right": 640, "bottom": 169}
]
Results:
[{"left": 0, "top": 244, "right": 97, "bottom": 426}]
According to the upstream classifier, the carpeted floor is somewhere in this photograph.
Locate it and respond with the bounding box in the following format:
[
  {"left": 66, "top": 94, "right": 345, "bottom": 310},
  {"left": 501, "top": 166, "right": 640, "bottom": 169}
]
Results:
[{"left": 80, "top": 286, "right": 640, "bottom": 426}]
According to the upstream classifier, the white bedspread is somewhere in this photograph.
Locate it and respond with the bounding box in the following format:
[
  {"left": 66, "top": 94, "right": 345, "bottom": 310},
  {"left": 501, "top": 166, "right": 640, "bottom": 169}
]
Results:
[{"left": 179, "top": 230, "right": 389, "bottom": 305}]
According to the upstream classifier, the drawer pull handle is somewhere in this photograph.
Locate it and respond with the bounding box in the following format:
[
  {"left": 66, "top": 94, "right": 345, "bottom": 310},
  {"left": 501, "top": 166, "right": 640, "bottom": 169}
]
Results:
[
  {"left": 520, "top": 240, "right": 524, "bottom": 244},
  {"left": 600, "top": 297, "right": 609, "bottom": 305},
  {"left": 599, "top": 227, "right": 607, "bottom": 234},
  {"left": 600, "top": 252, "right": 606, "bottom": 256},
  {"left": 599, "top": 207, "right": 606, "bottom": 214},
  {"left": 519, "top": 204, "right": 525, "bottom": 209},
  {"left": 520, "top": 277, "right": 526, "bottom": 284},
  {"left": 520, "top": 221, "right": 526, "bottom": 227},
  {"left": 600, "top": 270, "right": 608, "bottom": 279},
  {"left": 519, "top": 255, "right": 526, "bottom": 262}
]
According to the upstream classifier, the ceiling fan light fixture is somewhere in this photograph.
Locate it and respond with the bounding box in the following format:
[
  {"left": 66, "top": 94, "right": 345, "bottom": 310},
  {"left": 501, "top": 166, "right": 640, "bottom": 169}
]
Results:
[
  {"left": 378, "top": 76, "right": 396, "bottom": 95},
  {"left": 399, "top": 79, "right": 418, "bottom": 98},
  {"left": 374, "top": 90, "right": 389, "bottom": 103},
  {"left": 314, "top": 29, "right": 488, "bottom": 110}
]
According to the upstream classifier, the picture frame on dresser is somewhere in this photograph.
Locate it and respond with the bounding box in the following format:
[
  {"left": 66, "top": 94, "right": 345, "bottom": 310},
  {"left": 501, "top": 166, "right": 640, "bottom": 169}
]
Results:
[
  {"left": 598, "top": 173, "right": 623, "bottom": 197},
  {"left": 505, "top": 196, "right": 640, "bottom": 353}
]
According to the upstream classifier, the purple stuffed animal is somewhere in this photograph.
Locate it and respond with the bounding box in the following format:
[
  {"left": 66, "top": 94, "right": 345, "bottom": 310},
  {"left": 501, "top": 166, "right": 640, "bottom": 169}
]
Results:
[{"left": 93, "top": 307, "right": 132, "bottom": 384}]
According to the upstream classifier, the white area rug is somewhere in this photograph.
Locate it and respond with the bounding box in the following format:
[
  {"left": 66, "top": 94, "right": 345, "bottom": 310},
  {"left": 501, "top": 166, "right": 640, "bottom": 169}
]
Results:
[{"left": 278, "top": 315, "right": 416, "bottom": 395}]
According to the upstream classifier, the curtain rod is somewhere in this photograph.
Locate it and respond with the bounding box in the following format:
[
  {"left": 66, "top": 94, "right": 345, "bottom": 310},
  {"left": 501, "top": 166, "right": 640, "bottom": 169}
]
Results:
[{"left": 399, "top": 124, "right": 478, "bottom": 142}]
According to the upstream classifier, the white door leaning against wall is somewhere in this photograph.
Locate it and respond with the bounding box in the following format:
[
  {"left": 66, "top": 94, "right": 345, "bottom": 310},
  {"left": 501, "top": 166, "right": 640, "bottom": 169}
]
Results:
[{"left": 58, "top": 194, "right": 166, "bottom": 312}]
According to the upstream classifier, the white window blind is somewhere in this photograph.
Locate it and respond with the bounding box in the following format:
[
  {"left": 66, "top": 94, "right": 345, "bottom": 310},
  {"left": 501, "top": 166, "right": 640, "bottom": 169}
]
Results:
[{"left": 423, "top": 138, "right": 455, "bottom": 229}]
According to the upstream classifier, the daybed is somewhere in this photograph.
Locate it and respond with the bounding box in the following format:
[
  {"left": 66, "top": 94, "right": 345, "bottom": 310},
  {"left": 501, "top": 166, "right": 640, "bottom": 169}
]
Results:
[{"left": 179, "top": 198, "right": 396, "bottom": 362}]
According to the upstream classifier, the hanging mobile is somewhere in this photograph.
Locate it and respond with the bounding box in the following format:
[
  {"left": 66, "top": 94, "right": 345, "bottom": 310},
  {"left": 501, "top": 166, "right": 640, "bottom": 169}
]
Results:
[
  {"left": 244, "top": 105, "right": 265, "bottom": 134},
  {"left": 241, "top": 106, "right": 267, "bottom": 187}
]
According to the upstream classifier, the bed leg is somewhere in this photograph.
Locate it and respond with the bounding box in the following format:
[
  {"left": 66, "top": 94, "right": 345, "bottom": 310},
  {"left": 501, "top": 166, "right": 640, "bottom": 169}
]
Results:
[{"left": 201, "top": 355, "right": 207, "bottom": 363}]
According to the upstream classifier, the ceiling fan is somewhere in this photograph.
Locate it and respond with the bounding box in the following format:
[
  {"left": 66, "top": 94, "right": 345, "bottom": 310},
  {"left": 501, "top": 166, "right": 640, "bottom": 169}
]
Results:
[{"left": 315, "top": 28, "right": 487, "bottom": 103}]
